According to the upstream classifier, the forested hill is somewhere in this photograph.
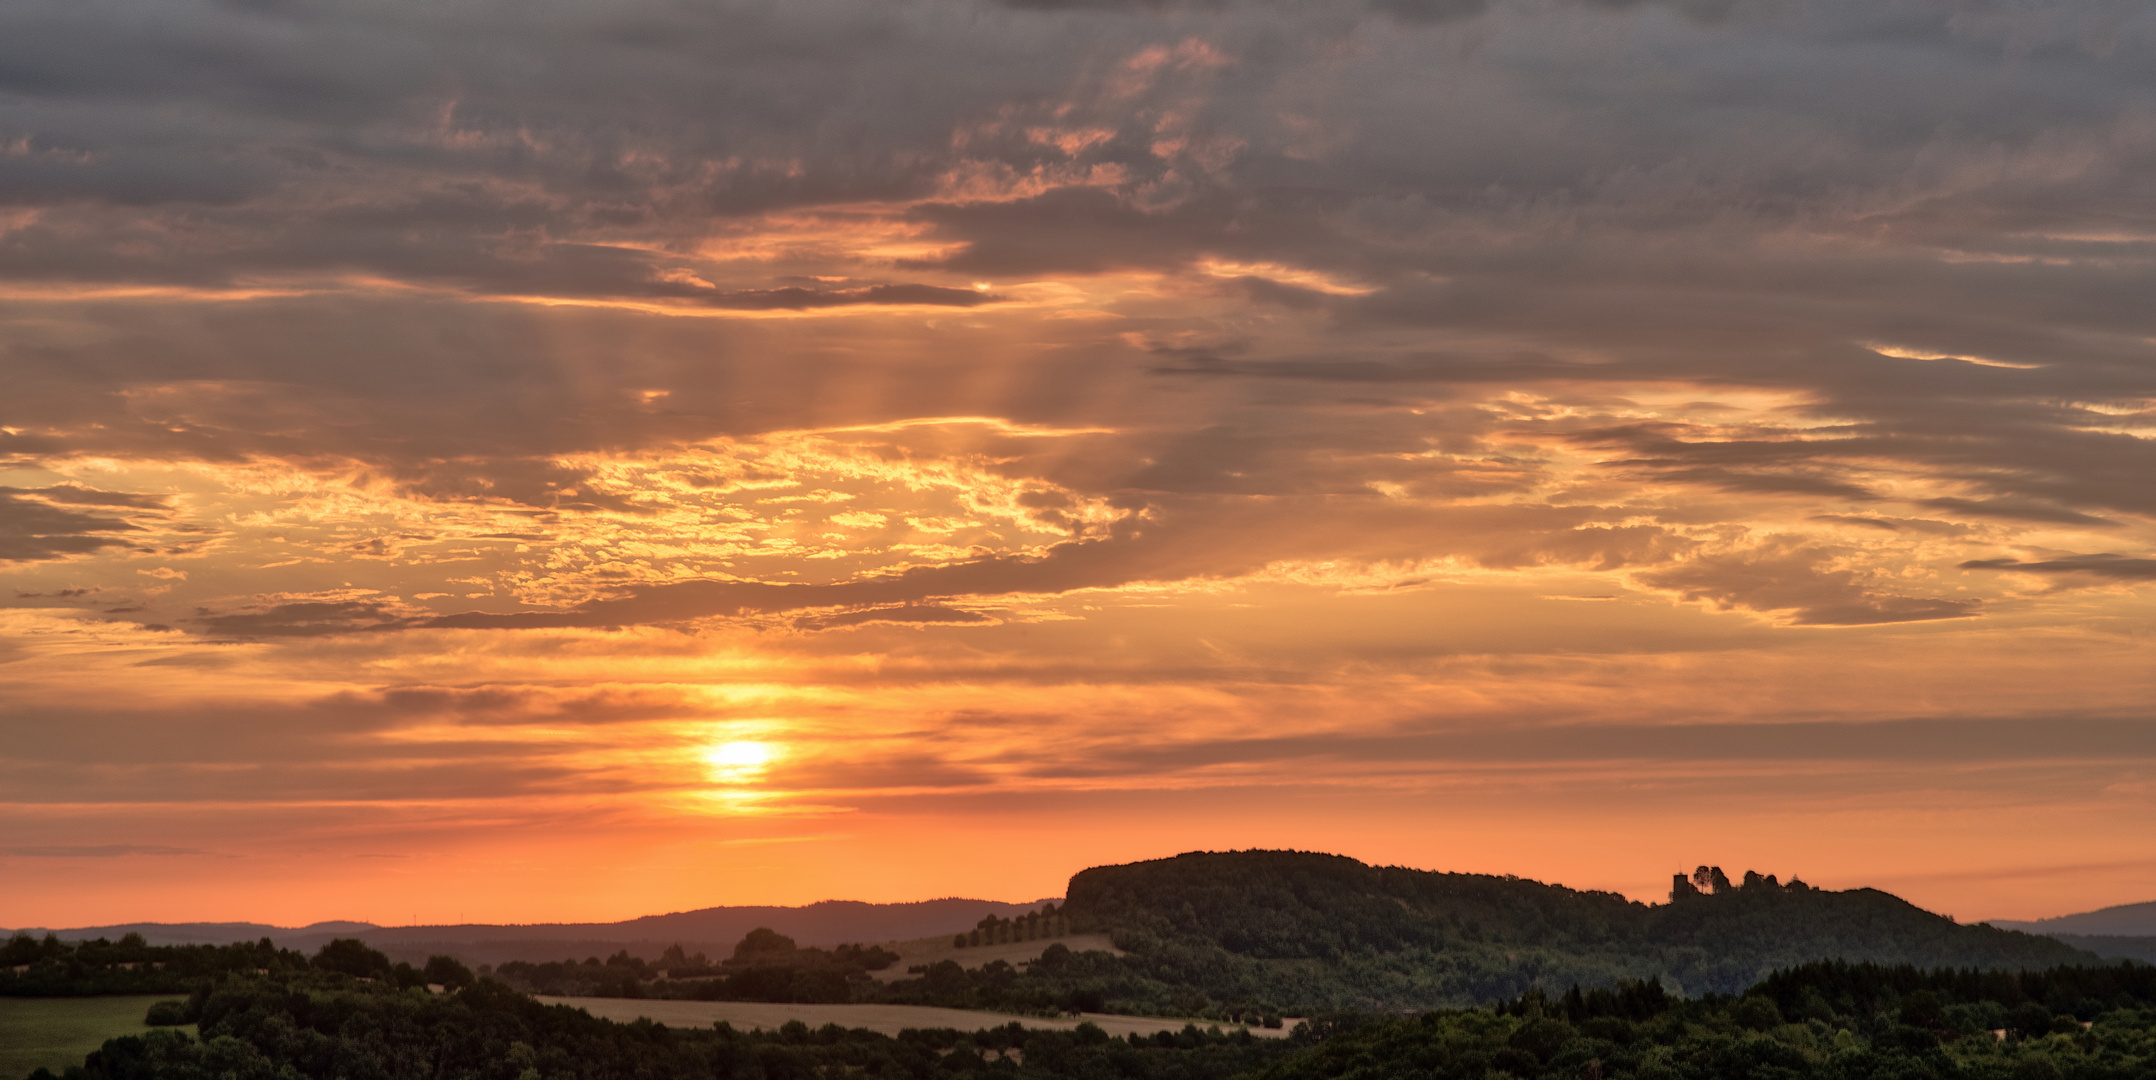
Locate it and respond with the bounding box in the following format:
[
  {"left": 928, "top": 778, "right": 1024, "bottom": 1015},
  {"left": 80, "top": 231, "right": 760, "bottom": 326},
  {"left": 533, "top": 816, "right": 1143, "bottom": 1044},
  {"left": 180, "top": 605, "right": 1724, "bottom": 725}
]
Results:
[{"left": 1060, "top": 851, "right": 2090, "bottom": 1001}]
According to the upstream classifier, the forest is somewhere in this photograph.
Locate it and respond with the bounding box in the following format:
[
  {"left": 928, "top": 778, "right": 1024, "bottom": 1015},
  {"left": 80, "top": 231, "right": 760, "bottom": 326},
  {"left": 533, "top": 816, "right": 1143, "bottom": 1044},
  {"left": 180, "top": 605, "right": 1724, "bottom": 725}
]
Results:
[
  {"left": 1048, "top": 851, "right": 2092, "bottom": 1010},
  {"left": 22, "top": 953, "right": 2156, "bottom": 1080},
  {"left": 1255, "top": 960, "right": 2156, "bottom": 1080}
]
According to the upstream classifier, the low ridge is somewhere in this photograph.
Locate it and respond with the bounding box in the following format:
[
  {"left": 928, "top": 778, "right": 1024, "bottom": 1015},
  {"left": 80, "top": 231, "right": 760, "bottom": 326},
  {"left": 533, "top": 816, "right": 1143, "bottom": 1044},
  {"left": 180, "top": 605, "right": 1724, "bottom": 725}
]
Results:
[{"left": 1059, "top": 850, "right": 2091, "bottom": 1003}]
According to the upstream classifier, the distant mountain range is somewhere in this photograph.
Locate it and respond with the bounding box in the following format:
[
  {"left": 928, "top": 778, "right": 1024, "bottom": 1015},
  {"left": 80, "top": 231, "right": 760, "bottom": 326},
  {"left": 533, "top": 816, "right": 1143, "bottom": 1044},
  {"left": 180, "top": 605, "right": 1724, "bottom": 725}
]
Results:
[
  {"left": 1983, "top": 899, "right": 2156, "bottom": 964},
  {"left": 2, "top": 898, "right": 1058, "bottom": 966},
  {"left": 1987, "top": 899, "right": 2156, "bottom": 937}
]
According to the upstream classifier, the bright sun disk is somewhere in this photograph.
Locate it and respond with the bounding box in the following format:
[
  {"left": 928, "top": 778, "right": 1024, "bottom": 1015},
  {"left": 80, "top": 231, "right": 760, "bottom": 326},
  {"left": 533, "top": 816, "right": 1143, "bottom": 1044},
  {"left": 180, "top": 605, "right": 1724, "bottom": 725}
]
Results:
[{"left": 702, "top": 740, "right": 779, "bottom": 785}]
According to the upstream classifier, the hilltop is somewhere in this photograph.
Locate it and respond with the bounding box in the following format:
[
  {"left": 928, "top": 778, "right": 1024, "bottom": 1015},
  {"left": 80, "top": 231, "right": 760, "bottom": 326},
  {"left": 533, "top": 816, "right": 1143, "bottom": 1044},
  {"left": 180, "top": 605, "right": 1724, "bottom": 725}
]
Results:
[{"left": 1047, "top": 851, "right": 2090, "bottom": 1008}]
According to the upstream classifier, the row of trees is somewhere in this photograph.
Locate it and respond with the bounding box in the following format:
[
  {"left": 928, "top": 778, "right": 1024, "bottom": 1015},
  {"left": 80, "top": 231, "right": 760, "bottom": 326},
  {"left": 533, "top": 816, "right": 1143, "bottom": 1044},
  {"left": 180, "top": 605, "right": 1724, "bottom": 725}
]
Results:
[
  {"left": 0, "top": 933, "right": 473, "bottom": 998},
  {"left": 954, "top": 905, "right": 1070, "bottom": 949},
  {"left": 1669, "top": 865, "right": 1817, "bottom": 900},
  {"left": 312, "top": 938, "right": 475, "bottom": 990},
  {"left": 2, "top": 934, "right": 304, "bottom": 996},
  {"left": 487, "top": 929, "right": 898, "bottom": 1003}
]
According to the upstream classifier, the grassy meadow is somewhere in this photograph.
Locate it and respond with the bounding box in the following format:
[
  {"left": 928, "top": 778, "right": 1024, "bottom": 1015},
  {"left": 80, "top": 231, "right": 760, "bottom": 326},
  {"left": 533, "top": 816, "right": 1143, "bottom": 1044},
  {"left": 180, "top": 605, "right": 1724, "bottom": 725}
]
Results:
[{"left": 0, "top": 996, "right": 186, "bottom": 1080}]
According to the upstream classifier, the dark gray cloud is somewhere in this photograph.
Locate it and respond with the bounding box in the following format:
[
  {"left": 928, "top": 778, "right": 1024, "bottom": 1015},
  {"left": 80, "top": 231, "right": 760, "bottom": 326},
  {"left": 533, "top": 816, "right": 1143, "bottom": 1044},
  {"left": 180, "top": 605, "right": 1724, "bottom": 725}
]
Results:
[
  {"left": 1637, "top": 542, "right": 1982, "bottom": 625},
  {"left": 1920, "top": 499, "right": 2120, "bottom": 527},
  {"left": 1962, "top": 555, "right": 2156, "bottom": 580},
  {"left": 194, "top": 600, "right": 414, "bottom": 637},
  {"left": 1041, "top": 715, "right": 2156, "bottom": 776},
  {"left": 0, "top": 488, "right": 155, "bottom": 562},
  {"left": 0, "top": 844, "right": 212, "bottom": 857}
]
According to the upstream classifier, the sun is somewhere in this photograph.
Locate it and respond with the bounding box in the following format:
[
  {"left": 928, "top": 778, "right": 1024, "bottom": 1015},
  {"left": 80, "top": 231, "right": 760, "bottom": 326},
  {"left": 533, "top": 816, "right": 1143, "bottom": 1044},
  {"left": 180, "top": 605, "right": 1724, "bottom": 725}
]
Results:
[{"left": 702, "top": 740, "right": 778, "bottom": 783}]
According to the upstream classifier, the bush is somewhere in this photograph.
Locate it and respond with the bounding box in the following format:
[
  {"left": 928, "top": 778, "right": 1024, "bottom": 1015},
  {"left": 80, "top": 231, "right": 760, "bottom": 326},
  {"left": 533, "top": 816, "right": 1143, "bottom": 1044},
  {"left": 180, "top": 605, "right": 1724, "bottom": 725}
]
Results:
[{"left": 144, "top": 1000, "right": 189, "bottom": 1026}]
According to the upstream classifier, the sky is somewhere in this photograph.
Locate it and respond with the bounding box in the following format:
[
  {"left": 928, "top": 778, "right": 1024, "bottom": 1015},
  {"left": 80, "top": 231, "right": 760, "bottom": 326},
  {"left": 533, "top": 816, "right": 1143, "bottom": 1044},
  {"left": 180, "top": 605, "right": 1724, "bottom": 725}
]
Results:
[{"left": 3, "top": 0, "right": 2155, "bottom": 929}]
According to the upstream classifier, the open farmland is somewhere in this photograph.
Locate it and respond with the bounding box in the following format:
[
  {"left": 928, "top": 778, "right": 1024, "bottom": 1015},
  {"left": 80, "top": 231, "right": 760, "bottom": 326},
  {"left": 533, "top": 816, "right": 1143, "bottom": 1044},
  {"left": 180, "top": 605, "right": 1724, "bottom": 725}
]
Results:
[
  {"left": 0, "top": 996, "right": 187, "bottom": 1080},
  {"left": 545, "top": 996, "right": 1295, "bottom": 1041}
]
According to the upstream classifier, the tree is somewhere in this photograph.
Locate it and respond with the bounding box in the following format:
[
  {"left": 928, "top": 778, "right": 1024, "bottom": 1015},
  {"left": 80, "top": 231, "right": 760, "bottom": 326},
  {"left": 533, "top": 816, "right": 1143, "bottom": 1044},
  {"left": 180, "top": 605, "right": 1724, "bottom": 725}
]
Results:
[
  {"left": 733, "top": 928, "right": 797, "bottom": 961},
  {"left": 424, "top": 954, "right": 474, "bottom": 990},
  {"left": 312, "top": 938, "right": 392, "bottom": 979}
]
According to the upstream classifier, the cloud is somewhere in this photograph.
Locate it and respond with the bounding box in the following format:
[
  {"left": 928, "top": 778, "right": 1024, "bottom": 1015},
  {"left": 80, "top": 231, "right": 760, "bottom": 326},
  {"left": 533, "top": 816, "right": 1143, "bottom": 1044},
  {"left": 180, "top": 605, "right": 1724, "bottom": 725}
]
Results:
[
  {"left": 1368, "top": 0, "right": 1490, "bottom": 24},
  {"left": 1919, "top": 499, "right": 2119, "bottom": 527},
  {"left": 795, "top": 605, "right": 996, "bottom": 631},
  {"left": 692, "top": 284, "right": 1000, "bottom": 310},
  {"left": 353, "top": 684, "right": 709, "bottom": 727},
  {"left": 0, "top": 490, "right": 152, "bottom": 563},
  {"left": 1638, "top": 542, "right": 1982, "bottom": 626},
  {"left": 403, "top": 499, "right": 1692, "bottom": 634},
  {"left": 418, "top": 538, "right": 1151, "bottom": 630},
  {"left": 194, "top": 600, "right": 416, "bottom": 637},
  {"left": 1038, "top": 715, "right": 2156, "bottom": 775},
  {"left": 1961, "top": 555, "right": 2156, "bottom": 581},
  {"left": 0, "top": 845, "right": 214, "bottom": 857},
  {"left": 0, "top": 485, "right": 171, "bottom": 510}
]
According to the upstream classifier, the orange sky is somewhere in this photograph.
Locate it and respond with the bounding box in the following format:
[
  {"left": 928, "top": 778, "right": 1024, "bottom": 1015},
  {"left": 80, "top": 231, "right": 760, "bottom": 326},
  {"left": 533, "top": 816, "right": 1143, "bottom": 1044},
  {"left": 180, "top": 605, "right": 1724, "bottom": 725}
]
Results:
[{"left": 3, "top": 0, "right": 2154, "bottom": 930}]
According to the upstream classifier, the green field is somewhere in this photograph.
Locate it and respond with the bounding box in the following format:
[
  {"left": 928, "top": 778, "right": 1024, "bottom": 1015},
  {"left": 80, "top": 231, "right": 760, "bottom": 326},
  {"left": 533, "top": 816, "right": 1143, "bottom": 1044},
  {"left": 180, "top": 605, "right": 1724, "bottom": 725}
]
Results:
[{"left": 0, "top": 997, "right": 189, "bottom": 1080}]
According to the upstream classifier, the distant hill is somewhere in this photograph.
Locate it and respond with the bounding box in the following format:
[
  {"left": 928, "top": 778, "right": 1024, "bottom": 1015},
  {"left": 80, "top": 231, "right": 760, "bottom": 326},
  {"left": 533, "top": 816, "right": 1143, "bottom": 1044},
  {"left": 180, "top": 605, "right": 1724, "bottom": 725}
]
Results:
[
  {"left": 1060, "top": 850, "right": 2092, "bottom": 1003},
  {"left": 3, "top": 898, "right": 1057, "bottom": 966},
  {"left": 0, "top": 921, "right": 377, "bottom": 949},
  {"left": 1989, "top": 899, "right": 2156, "bottom": 937},
  {"left": 2047, "top": 935, "right": 2156, "bottom": 963}
]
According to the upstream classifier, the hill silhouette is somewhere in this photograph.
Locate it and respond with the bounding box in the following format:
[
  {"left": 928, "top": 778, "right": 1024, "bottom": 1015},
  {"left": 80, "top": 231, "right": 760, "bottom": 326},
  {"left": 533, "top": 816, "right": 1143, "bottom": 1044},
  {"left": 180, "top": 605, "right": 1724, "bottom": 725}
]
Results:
[
  {"left": 3, "top": 898, "right": 1057, "bottom": 967},
  {"left": 6, "top": 852, "right": 2097, "bottom": 1014},
  {"left": 1056, "top": 850, "right": 2091, "bottom": 1005},
  {"left": 1989, "top": 898, "right": 2156, "bottom": 937}
]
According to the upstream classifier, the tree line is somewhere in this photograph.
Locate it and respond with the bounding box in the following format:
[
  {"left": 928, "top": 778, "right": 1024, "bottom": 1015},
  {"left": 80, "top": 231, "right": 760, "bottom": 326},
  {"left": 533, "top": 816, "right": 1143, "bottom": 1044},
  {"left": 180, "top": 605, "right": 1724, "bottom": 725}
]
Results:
[
  {"left": 487, "top": 929, "right": 899, "bottom": 1005},
  {"left": 953, "top": 905, "right": 1070, "bottom": 950},
  {"left": 26, "top": 953, "right": 2156, "bottom": 1080}
]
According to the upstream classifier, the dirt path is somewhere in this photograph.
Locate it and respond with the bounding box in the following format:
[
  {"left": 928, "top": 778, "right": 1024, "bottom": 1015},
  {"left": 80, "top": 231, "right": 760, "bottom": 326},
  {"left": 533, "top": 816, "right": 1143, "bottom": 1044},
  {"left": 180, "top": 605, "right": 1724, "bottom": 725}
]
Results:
[{"left": 543, "top": 997, "right": 1297, "bottom": 1040}]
